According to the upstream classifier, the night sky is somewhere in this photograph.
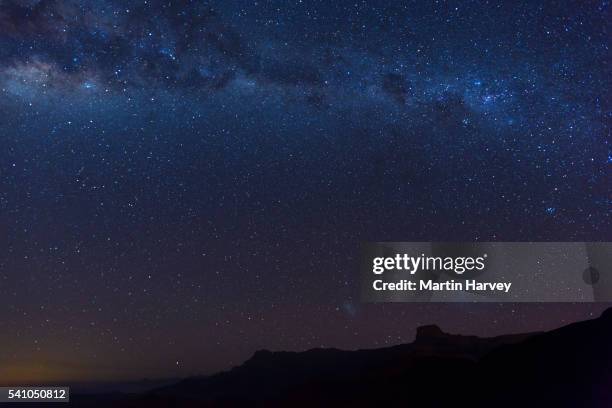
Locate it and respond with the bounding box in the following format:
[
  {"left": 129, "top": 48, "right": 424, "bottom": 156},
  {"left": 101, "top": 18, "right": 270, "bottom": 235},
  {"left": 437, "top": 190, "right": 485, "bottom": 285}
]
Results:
[{"left": 0, "top": 0, "right": 610, "bottom": 383}]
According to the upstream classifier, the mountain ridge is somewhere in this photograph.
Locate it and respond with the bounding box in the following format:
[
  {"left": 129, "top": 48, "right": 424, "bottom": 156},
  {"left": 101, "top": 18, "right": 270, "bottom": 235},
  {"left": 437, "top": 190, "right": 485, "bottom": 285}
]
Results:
[{"left": 66, "top": 308, "right": 612, "bottom": 407}]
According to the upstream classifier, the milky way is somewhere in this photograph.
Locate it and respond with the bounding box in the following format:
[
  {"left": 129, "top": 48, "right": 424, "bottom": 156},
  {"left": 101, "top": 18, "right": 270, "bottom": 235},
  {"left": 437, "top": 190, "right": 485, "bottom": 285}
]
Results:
[{"left": 0, "top": 0, "right": 610, "bottom": 382}]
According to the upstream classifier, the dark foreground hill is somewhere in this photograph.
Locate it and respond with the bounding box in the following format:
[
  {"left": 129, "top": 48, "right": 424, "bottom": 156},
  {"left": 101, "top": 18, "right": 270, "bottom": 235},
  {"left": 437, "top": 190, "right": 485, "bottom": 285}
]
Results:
[{"left": 64, "top": 308, "right": 612, "bottom": 407}]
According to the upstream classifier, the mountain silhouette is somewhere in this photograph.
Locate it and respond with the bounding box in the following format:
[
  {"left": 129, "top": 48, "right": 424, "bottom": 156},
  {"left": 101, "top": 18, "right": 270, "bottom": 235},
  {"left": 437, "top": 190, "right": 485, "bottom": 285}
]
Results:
[{"left": 65, "top": 308, "right": 612, "bottom": 407}]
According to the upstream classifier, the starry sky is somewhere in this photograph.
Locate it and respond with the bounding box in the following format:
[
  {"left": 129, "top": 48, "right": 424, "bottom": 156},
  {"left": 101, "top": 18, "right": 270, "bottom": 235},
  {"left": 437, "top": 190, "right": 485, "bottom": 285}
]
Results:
[{"left": 0, "top": 0, "right": 610, "bottom": 383}]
